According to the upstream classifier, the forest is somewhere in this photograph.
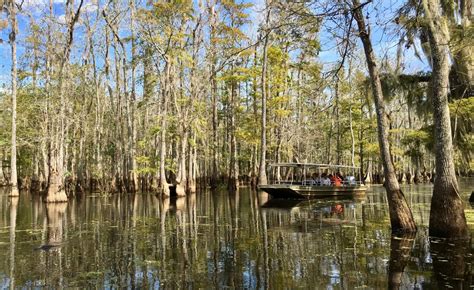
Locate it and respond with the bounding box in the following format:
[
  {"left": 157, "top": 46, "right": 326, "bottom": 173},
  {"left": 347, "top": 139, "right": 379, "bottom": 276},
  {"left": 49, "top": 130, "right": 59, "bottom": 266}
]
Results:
[{"left": 0, "top": 0, "right": 472, "bottom": 234}]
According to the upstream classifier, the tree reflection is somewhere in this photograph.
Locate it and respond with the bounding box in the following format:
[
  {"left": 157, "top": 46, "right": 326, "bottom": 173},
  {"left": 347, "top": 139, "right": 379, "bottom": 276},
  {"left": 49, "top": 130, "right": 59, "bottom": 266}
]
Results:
[
  {"left": 1, "top": 185, "right": 473, "bottom": 288},
  {"left": 9, "top": 197, "right": 19, "bottom": 289},
  {"left": 257, "top": 191, "right": 270, "bottom": 289},
  {"left": 41, "top": 203, "right": 67, "bottom": 288},
  {"left": 45, "top": 203, "right": 68, "bottom": 247},
  {"left": 388, "top": 233, "right": 415, "bottom": 289},
  {"left": 430, "top": 237, "right": 472, "bottom": 289}
]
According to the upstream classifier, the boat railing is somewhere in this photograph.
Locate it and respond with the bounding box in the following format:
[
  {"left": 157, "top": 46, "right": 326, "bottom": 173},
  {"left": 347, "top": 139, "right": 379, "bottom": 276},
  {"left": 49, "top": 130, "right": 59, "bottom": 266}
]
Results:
[
  {"left": 269, "top": 163, "right": 364, "bottom": 186},
  {"left": 280, "top": 179, "right": 364, "bottom": 187}
]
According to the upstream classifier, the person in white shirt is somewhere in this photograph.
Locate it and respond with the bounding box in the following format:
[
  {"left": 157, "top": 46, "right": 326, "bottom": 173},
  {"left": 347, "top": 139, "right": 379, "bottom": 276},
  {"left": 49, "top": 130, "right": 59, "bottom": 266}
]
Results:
[{"left": 321, "top": 173, "right": 331, "bottom": 186}]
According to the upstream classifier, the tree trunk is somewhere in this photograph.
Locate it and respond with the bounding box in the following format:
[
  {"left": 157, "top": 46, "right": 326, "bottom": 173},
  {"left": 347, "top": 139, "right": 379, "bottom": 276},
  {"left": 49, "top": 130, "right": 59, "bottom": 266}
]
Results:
[
  {"left": 188, "top": 133, "right": 197, "bottom": 193},
  {"left": 46, "top": 0, "right": 84, "bottom": 202},
  {"left": 130, "top": 0, "right": 139, "bottom": 192},
  {"left": 159, "top": 62, "right": 171, "bottom": 197},
  {"left": 422, "top": 0, "right": 468, "bottom": 238},
  {"left": 209, "top": 2, "right": 219, "bottom": 188},
  {"left": 335, "top": 82, "right": 341, "bottom": 165},
  {"left": 228, "top": 75, "right": 239, "bottom": 191},
  {"left": 250, "top": 50, "right": 259, "bottom": 188},
  {"left": 86, "top": 15, "right": 103, "bottom": 192},
  {"left": 0, "top": 158, "right": 5, "bottom": 185},
  {"left": 352, "top": 0, "right": 416, "bottom": 233},
  {"left": 349, "top": 104, "right": 356, "bottom": 168},
  {"left": 258, "top": 4, "right": 271, "bottom": 186},
  {"left": 8, "top": 0, "right": 19, "bottom": 197},
  {"left": 176, "top": 127, "right": 187, "bottom": 197},
  {"left": 104, "top": 25, "right": 117, "bottom": 193}
]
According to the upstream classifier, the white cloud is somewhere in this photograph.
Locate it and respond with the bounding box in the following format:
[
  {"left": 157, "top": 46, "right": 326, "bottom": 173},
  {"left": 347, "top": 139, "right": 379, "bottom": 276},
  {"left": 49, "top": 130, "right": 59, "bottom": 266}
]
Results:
[
  {"left": 83, "top": 2, "right": 98, "bottom": 14},
  {"left": 22, "top": 0, "right": 65, "bottom": 8},
  {"left": 55, "top": 14, "right": 66, "bottom": 25},
  {"left": 22, "top": 0, "right": 97, "bottom": 11}
]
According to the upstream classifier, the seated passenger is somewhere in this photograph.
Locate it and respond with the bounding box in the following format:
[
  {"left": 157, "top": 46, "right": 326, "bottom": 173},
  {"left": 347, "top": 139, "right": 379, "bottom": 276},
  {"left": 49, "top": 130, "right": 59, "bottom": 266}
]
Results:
[
  {"left": 345, "top": 176, "right": 356, "bottom": 185},
  {"left": 311, "top": 173, "right": 320, "bottom": 185},
  {"left": 329, "top": 174, "right": 342, "bottom": 186},
  {"left": 321, "top": 173, "right": 331, "bottom": 186},
  {"left": 303, "top": 174, "right": 312, "bottom": 185}
]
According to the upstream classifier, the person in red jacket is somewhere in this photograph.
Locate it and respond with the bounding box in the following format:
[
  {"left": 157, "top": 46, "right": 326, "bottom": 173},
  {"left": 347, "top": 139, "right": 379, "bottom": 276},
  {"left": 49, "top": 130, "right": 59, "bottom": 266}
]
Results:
[{"left": 329, "top": 174, "right": 342, "bottom": 186}]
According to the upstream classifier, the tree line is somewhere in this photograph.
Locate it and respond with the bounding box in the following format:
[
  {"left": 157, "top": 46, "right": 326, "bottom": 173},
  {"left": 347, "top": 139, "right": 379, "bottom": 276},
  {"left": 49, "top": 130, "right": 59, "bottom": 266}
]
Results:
[{"left": 0, "top": 0, "right": 472, "bottom": 237}]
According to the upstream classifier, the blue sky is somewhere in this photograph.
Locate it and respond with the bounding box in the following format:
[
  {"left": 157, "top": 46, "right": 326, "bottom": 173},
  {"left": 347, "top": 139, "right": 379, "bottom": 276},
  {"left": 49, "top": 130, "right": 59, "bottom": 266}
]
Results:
[{"left": 0, "top": 0, "right": 428, "bottom": 91}]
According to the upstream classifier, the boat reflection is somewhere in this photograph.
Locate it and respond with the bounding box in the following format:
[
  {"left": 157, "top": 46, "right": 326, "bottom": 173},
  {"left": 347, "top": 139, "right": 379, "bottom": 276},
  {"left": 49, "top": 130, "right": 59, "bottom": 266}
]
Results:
[
  {"left": 261, "top": 196, "right": 365, "bottom": 210},
  {"left": 261, "top": 197, "right": 365, "bottom": 230}
]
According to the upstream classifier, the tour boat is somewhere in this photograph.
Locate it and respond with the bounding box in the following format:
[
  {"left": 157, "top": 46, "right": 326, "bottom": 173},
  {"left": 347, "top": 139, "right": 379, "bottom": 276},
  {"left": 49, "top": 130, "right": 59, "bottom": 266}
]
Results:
[{"left": 258, "top": 163, "right": 367, "bottom": 199}]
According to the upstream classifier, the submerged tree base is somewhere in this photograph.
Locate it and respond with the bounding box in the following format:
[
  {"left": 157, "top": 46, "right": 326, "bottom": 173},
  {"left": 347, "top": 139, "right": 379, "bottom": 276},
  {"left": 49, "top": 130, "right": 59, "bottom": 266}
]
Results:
[
  {"left": 175, "top": 184, "right": 186, "bottom": 197},
  {"left": 8, "top": 186, "right": 19, "bottom": 197},
  {"left": 46, "top": 171, "right": 68, "bottom": 203},
  {"left": 46, "top": 189, "right": 68, "bottom": 203},
  {"left": 387, "top": 188, "right": 417, "bottom": 233},
  {"left": 429, "top": 183, "right": 468, "bottom": 238},
  {"left": 160, "top": 182, "right": 170, "bottom": 197},
  {"left": 188, "top": 182, "right": 196, "bottom": 194}
]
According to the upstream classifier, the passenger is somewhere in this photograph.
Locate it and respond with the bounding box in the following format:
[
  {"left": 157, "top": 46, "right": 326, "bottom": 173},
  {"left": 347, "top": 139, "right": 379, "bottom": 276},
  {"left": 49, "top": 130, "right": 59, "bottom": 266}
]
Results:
[
  {"left": 311, "top": 173, "right": 320, "bottom": 185},
  {"left": 330, "top": 174, "right": 342, "bottom": 186},
  {"left": 331, "top": 204, "right": 344, "bottom": 214},
  {"left": 302, "top": 176, "right": 309, "bottom": 185},
  {"left": 303, "top": 174, "right": 312, "bottom": 185},
  {"left": 321, "top": 173, "right": 331, "bottom": 186},
  {"left": 345, "top": 176, "right": 356, "bottom": 185}
]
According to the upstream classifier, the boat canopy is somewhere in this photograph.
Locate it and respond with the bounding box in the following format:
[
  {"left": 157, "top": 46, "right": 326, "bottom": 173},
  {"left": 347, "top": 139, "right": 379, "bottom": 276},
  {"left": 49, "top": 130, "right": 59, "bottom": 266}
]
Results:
[
  {"left": 269, "top": 163, "right": 360, "bottom": 169},
  {"left": 267, "top": 162, "right": 363, "bottom": 186}
]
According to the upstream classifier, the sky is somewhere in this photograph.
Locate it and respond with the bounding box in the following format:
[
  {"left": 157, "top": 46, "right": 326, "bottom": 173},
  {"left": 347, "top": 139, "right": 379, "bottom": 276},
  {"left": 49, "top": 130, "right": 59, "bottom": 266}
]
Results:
[{"left": 0, "top": 0, "right": 429, "bottom": 91}]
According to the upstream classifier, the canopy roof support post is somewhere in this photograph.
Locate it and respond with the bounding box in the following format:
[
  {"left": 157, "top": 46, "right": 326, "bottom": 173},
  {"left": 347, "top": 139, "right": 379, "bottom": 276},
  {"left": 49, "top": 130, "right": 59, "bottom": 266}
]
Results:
[
  {"left": 303, "top": 166, "right": 306, "bottom": 185},
  {"left": 276, "top": 166, "right": 280, "bottom": 184}
]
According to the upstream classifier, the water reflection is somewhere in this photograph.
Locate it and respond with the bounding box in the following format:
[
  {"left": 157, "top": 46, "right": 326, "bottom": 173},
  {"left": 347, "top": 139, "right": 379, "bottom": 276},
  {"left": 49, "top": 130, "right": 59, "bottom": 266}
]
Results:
[
  {"left": 45, "top": 203, "right": 67, "bottom": 248},
  {"left": 430, "top": 238, "right": 472, "bottom": 288},
  {"left": 388, "top": 233, "right": 415, "bottom": 290},
  {"left": 9, "top": 197, "right": 18, "bottom": 289},
  {"left": 41, "top": 203, "right": 68, "bottom": 287},
  {"left": 0, "top": 182, "right": 472, "bottom": 288}
]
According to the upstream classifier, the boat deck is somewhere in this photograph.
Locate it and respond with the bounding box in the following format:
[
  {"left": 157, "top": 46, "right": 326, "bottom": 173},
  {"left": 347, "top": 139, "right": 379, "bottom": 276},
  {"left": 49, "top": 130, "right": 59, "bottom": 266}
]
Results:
[{"left": 259, "top": 184, "right": 367, "bottom": 199}]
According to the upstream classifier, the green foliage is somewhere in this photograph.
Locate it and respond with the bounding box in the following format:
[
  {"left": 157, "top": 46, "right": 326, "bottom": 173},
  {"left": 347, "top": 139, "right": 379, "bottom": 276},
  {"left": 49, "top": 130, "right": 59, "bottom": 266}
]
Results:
[
  {"left": 450, "top": 97, "right": 474, "bottom": 171},
  {"left": 135, "top": 156, "right": 156, "bottom": 175},
  {"left": 365, "top": 142, "right": 380, "bottom": 157},
  {"left": 450, "top": 97, "right": 474, "bottom": 121},
  {"left": 381, "top": 72, "right": 432, "bottom": 116},
  {"left": 1, "top": 0, "right": 468, "bottom": 190},
  {"left": 401, "top": 128, "right": 433, "bottom": 164}
]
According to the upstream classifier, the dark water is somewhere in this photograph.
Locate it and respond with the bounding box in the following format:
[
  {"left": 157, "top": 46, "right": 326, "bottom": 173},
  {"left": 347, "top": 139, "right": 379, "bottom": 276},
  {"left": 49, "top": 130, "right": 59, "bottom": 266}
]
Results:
[{"left": 1, "top": 180, "right": 473, "bottom": 289}]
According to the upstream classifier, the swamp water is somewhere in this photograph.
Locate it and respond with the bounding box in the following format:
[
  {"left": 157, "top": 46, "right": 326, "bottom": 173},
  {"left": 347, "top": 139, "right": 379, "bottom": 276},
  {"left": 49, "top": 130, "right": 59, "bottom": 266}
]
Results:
[{"left": 0, "top": 180, "right": 473, "bottom": 289}]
